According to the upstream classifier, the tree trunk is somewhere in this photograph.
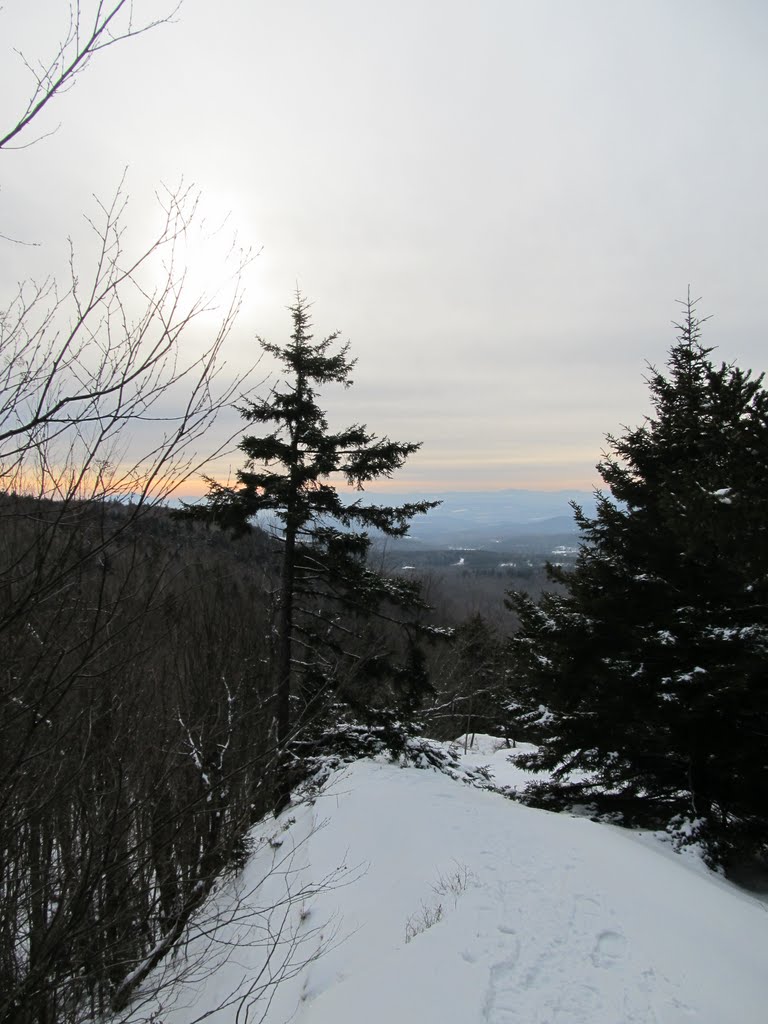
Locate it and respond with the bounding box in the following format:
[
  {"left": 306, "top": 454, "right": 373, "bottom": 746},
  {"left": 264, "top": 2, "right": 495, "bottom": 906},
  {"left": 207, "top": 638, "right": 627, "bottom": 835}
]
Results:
[{"left": 273, "top": 516, "right": 297, "bottom": 815}]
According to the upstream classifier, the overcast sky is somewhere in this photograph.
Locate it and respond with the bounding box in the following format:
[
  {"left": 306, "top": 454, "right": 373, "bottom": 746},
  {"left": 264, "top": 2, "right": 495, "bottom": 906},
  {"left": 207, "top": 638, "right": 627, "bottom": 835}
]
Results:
[{"left": 2, "top": 0, "right": 767, "bottom": 495}]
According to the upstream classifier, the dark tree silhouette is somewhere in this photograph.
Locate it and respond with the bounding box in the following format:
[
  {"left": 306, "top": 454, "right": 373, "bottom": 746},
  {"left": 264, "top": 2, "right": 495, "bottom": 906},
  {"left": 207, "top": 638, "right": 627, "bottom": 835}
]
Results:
[
  {"left": 508, "top": 296, "right": 768, "bottom": 866},
  {"left": 186, "top": 293, "right": 438, "bottom": 804}
]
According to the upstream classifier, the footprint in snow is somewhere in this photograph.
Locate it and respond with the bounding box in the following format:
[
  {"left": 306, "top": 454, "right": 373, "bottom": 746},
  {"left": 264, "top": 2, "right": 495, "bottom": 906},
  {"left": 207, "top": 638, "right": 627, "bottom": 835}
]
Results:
[
  {"left": 591, "top": 930, "right": 627, "bottom": 968},
  {"left": 483, "top": 957, "right": 521, "bottom": 1023}
]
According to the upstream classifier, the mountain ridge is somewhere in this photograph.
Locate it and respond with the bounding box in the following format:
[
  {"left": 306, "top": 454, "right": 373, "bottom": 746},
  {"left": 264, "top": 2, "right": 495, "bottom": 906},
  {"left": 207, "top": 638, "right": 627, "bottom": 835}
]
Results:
[{"left": 353, "top": 488, "right": 599, "bottom": 547}]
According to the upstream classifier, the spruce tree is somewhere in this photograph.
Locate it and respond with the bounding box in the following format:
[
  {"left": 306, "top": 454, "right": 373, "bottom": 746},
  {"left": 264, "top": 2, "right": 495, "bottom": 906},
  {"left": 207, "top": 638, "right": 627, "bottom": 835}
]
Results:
[
  {"left": 508, "top": 296, "right": 768, "bottom": 865},
  {"left": 186, "top": 293, "right": 437, "bottom": 800}
]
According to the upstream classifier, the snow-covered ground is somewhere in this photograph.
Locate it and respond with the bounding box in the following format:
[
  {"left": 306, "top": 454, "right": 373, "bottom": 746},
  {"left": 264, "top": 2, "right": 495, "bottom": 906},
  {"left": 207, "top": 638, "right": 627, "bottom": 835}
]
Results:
[{"left": 126, "top": 736, "right": 768, "bottom": 1024}]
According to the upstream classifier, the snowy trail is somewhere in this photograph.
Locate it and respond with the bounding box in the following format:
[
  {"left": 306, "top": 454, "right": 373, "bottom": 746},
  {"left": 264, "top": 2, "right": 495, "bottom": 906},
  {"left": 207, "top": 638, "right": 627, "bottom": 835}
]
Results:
[
  {"left": 127, "top": 742, "right": 767, "bottom": 1024},
  {"left": 467, "top": 844, "right": 669, "bottom": 1023},
  {"left": 284, "top": 760, "right": 766, "bottom": 1024}
]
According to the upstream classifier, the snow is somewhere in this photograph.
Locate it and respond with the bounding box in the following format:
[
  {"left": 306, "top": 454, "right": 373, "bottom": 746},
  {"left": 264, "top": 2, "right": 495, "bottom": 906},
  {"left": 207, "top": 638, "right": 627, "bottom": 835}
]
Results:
[
  {"left": 656, "top": 630, "right": 677, "bottom": 645},
  {"left": 125, "top": 737, "right": 768, "bottom": 1024},
  {"left": 712, "top": 488, "right": 733, "bottom": 504}
]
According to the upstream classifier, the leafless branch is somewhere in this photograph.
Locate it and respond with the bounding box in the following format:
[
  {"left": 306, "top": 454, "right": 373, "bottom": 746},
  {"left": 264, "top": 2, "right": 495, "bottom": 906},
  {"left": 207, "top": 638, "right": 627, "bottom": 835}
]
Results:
[
  {"left": 1, "top": 177, "right": 256, "bottom": 504},
  {"left": 1, "top": 1, "right": 183, "bottom": 152}
]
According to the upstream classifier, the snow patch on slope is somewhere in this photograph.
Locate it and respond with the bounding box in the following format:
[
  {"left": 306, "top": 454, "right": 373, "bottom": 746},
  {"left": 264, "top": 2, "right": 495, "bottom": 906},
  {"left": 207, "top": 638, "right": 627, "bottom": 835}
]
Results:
[{"left": 126, "top": 743, "right": 768, "bottom": 1024}]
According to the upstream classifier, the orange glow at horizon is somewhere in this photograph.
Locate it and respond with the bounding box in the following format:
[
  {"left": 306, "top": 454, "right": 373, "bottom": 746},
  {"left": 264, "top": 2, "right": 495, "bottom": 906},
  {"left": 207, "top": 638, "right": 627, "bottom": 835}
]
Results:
[{"left": 171, "top": 469, "right": 603, "bottom": 500}]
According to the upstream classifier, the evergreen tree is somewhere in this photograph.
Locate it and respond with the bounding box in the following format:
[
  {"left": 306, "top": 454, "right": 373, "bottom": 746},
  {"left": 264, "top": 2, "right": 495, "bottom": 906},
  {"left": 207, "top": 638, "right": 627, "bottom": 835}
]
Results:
[
  {"left": 185, "top": 293, "right": 437, "bottom": 798},
  {"left": 508, "top": 296, "right": 768, "bottom": 865}
]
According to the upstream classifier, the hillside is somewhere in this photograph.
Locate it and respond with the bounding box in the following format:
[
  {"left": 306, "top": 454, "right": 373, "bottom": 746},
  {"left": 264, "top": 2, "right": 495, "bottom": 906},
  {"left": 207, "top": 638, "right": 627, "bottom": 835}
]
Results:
[{"left": 125, "top": 739, "right": 768, "bottom": 1024}]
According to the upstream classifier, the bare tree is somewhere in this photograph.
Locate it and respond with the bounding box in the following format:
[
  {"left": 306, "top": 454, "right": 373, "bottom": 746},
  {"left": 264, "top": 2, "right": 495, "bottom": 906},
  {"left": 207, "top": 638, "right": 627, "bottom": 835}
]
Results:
[
  {"left": 1, "top": 177, "right": 248, "bottom": 503},
  {"left": 1, "top": 1, "right": 182, "bottom": 156},
  {"left": 0, "top": 174, "right": 262, "bottom": 1022},
  {"left": 0, "top": 508, "right": 335, "bottom": 1023},
  {"left": 0, "top": 5, "right": 317, "bottom": 1022}
]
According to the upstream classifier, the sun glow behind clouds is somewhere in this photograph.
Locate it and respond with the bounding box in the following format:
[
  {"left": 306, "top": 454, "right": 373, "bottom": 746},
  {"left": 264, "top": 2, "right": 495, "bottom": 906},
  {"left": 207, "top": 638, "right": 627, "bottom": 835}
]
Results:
[{"left": 169, "top": 208, "right": 254, "bottom": 329}]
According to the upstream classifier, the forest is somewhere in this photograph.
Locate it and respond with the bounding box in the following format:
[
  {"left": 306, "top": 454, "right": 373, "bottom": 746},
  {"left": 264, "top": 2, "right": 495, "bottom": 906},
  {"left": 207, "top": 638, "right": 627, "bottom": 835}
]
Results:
[{"left": 2, "top": 4, "right": 767, "bottom": 1023}]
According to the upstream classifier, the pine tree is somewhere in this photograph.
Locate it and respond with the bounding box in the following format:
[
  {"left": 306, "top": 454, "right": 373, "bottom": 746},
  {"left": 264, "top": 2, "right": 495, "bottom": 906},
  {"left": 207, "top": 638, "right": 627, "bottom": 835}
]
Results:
[
  {"left": 508, "top": 296, "right": 768, "bottom": 865},
  {"left": 185, "top": 293, "right": 437, "bottom": 801}
]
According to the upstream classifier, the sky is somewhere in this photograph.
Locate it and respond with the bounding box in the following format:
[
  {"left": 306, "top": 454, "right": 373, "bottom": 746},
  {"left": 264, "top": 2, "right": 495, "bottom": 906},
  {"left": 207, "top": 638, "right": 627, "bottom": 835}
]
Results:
[{"left": 2, "top": 0, "right": 767, "bottom": 495}]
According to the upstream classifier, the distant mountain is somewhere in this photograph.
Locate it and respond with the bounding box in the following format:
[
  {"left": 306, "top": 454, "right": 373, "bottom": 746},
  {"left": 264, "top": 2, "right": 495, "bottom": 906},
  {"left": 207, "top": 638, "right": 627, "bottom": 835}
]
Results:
[{"left": 355, "top": 489, "right": 597, "bottom": 548}]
